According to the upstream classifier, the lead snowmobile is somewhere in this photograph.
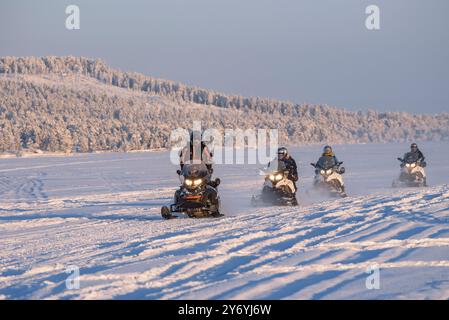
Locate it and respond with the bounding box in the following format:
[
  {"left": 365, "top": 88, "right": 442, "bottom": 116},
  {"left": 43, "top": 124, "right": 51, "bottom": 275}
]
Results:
[
  {"left": 392, "top": 154, "right": 427, "bottom": 188},
  {"left": 310, "top": 159, "right": 347, "bottom": 198},
  {"left": 161, "top": 162, "right": 222, "bottom": 219},
  {"left": 251, "top": 160, "right": 298, "bottom": 206}
]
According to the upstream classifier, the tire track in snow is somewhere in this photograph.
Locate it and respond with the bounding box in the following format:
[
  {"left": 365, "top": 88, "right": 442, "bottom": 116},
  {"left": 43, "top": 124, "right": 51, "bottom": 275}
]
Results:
[
  {"left": 72, "top": 188, "right": 448, "bottom": 298},
  {"left": 1, "top": 174, "right": 449, "bottom": 299}
]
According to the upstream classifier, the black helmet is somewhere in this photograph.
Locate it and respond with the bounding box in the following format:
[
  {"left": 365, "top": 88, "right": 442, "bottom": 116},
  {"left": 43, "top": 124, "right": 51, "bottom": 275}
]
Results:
[
  {"left": 323, "top": 145, "right": 332, "bottom": 153},
  {"left": 277, "top": 146, "right": 288, "bottom": 159},
  {"left": 411, "top": 143, "right": 418, "bottom": 150}
]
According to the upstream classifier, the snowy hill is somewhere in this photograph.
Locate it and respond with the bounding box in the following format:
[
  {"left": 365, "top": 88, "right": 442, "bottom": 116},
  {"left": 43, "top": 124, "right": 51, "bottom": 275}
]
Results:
[
  {"left": 1, "top": 56, "right": 448, "bottom": 154},
  {"left": 1, "top": 143, "right": 448, "bottom": 299}
]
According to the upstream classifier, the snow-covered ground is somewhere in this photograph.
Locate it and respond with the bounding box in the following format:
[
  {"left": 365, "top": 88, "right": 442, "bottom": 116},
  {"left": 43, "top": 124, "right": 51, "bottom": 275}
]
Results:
[{"left": 1, "top": 142, "right": 449, "bottom": 299}]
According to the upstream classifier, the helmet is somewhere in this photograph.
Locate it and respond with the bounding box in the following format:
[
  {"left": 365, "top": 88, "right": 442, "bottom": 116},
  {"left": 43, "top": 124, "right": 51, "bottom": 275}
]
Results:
[
  {"left": 323, "top": 145, "right": 332, "bottom": 153},
  {"left": 277, "top": 147, "right": 288, "bottom": 160},
  {"left": 411, "top": 143, "right": 418, "bottom": 151}
]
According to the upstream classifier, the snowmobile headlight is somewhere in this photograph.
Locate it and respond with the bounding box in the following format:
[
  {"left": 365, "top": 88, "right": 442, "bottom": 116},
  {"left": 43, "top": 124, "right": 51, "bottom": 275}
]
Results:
[
  {"left": 184, "top": 179, "right": 193, "bottom": 186},
  {"left": 320, "top": 170, "right": 325, "bottom": 175},
  {"left": 193, "top": 178, "right": 203, "bottom": 186},
  {"left": 411, "top": 163, "right": 416, "bottom": 168},
  {"left": 326, "top": 169, "right": 333, "bottom": 175},
  {"left": 275, "top": 173, "right": 283, "bottom": 181},
  {"left": 405, "top": 163, "right": 411, "bottom": 168},
  {"left": 269, "top": 174, "right": 275, "bottom": 181}
]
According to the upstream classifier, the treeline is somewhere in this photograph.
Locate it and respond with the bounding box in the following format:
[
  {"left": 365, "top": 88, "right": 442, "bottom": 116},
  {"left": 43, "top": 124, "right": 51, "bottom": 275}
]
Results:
[{"left": 0, "top": 56, "right": 448, "bottom": 154}]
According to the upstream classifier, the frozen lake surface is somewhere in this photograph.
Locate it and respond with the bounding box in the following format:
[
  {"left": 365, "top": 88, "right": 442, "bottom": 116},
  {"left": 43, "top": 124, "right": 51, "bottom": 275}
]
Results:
[{"left": 0, "top": 142, "right": 449, "bottom": 299}]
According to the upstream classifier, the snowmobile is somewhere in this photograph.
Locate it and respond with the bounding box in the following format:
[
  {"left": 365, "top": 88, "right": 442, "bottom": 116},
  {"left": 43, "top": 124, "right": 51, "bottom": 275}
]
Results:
[
  {"left": 392, "top": 155, "right": 427, "bottom": 188},
  {"left": 310, "top": 160, "right": 347, "bottom": 198},
  {"left": 251, "top": 160, "right": 298, "bottom": 206},
  {"left": 161, "top": 162, "right": 222, "bottom": 219}
]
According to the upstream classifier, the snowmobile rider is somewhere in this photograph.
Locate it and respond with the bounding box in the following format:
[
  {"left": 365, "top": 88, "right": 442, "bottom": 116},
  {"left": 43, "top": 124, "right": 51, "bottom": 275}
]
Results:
[
  {"left": 179, "top": 131, "right": 213, "bottom": 172},
  {"left": 399, "top": 142, "right": 427, "bottom": 186},
  {"left": 401, "top": 143, "right": 425, "bottom": 165},
  {"left": 314, "top": 145, "right": 340, "bottom": 169},
  {"left": 312, "top": 145, "right": 345, "bottom": 192},
  {"left": 179, "top": 130, "right": 218, "bottom": 187},
  {"left": 276, "top": 147, "right": 298, "bottom": 191}
]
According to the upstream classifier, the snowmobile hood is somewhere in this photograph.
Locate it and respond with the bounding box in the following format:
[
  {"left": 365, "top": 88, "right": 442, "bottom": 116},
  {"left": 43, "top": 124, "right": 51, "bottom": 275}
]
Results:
[
  {"left": 181, "top": 163, "right": 209, "bottom": 179},
  {"left": 316, "top": 156, "right": 337, "bottom": 170},
  {"left": 264, "top": 160, "right": 287, "bottom": 175},
  {"left": 404, "top": 152, "right": 420, "bottom": 163}
]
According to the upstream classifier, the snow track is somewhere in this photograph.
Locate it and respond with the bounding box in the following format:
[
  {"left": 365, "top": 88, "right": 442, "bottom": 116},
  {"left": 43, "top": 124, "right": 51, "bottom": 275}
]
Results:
[{"left": 1, "top": 144, "right": 449, "bottom": 299}]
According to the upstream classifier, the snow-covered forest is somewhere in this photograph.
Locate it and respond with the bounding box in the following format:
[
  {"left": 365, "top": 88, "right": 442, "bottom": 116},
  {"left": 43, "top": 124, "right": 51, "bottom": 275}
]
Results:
[{"left": 0, "top": 56, "right": 448, "bottom": 153}]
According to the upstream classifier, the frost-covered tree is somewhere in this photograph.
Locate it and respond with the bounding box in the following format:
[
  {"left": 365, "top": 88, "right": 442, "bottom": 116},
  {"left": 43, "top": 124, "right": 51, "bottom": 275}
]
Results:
[{"left": 0, "top": 56, "right": 448, "bottom": 154}]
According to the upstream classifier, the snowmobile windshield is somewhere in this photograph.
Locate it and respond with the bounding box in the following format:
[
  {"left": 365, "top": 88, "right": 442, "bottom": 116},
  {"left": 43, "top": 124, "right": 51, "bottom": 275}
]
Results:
[
  {"left": 404, "top": 152, "right": 419, "bottom": 163},
  {"left": 182, "top": 163, "right": 209, "bottom": 179},
  {"left": 264, "top": 160, "right": 287, "bottom": 175},
  {"left": 316, "top": 156, "right": 336, "bottom": 170}
]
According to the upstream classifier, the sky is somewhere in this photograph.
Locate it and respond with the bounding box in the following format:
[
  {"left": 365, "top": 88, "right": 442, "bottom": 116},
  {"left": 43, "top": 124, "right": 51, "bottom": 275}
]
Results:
[{"left": 0, "top": 0, "right": 448, "bottom": 114}]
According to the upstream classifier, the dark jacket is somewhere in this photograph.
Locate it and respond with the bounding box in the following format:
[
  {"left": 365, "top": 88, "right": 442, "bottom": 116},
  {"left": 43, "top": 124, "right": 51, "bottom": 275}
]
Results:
[
  {"left": 281, "top": 156, "right": 298, "bottom": 182},
  {"left": 316, "top": 153, "right": 340, "bottom": 169},
  {"left": 179, "top": 142, "right": 213, "bottom": 172},
  {"left": 403, "top": 149, "right": 425, "bottom": 163}
]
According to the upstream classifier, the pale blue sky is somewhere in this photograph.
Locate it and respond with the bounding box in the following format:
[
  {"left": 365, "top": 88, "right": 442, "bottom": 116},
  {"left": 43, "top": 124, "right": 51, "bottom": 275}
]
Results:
[{"left": 0, "top": 0, "right": 448, "bottom": 114}]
